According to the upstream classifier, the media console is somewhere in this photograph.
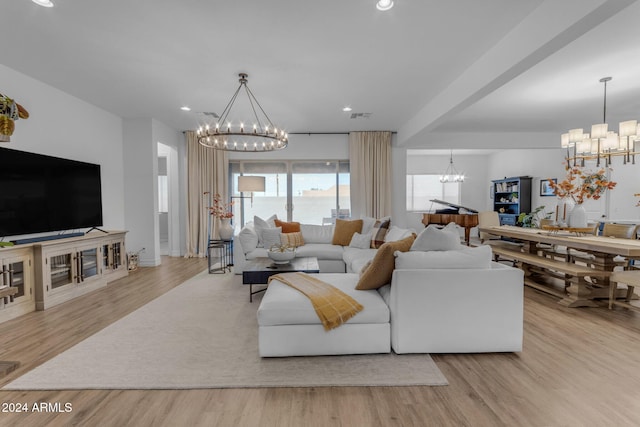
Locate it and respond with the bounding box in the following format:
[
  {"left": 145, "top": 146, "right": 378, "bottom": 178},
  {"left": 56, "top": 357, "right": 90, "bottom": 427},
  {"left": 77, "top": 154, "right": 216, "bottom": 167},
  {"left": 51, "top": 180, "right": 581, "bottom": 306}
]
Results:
[{"left": 0, "top": 231, "right": 127, "bottom": 323}]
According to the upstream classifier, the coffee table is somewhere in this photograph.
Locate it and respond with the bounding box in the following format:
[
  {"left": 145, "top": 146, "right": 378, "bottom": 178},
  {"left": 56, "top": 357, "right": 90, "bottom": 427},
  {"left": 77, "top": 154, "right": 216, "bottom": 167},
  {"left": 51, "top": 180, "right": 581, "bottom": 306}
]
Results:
[{"left": 242, "top": 256, "right": 320, "bottom": 302}]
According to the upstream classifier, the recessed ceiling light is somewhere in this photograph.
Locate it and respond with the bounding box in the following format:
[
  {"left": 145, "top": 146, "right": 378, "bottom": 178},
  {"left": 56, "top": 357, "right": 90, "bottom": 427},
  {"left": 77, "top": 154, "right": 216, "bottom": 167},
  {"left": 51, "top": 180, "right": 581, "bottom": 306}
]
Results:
[
  {"left": 376, "top": 0, "right": 394, "bottom": 11},
  {"left": 32, "top": 0, "right": 54, "bottom": 7},
  {"left": 180, "top": 106, "right": 191, "bottom": 111},
  {"left": 342, "top": 106, "right": 352, "bottom": 112}
]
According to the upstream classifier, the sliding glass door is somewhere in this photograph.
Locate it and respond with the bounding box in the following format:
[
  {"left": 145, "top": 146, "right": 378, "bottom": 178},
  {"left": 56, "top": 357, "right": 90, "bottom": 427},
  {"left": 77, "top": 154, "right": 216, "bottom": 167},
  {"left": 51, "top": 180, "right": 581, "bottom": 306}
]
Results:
[{"left": 230, "top": 160, "right": 350, "bottom": 226}]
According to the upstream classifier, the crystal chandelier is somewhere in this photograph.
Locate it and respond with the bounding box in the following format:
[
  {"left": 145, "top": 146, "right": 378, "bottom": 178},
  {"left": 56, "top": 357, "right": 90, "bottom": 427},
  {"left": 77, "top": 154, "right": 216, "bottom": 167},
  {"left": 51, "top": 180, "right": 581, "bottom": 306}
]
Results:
[
  {"left": 439, "top": 150, "right": 465, "bottom": 183},
  {"left": 561, "top": 77, "right": 639, "bottom": 166},
  {"left": 197, "top": 73, "right": 288, "bottom": 152}
]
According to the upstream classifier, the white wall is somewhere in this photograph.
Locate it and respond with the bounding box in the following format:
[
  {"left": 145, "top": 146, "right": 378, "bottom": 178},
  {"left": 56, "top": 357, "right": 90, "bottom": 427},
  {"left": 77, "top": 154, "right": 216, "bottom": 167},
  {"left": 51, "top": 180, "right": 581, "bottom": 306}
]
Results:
[
  {"left": 0, "top": 64, "right": 125, "bottom": 239},
  {"left": 122, "top": 118, "right": 182, "bottom": 266}
]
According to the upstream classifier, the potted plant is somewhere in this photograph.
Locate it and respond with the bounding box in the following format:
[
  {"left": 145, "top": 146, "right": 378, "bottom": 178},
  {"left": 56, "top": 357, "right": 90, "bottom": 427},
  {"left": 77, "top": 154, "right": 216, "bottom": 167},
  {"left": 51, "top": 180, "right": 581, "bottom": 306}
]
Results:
[
  {"left": 0, "top": 93, "right": 29, "bottom": 142},
  {"left": 517, "top": 206, "right": 553, "bottom": 228}
]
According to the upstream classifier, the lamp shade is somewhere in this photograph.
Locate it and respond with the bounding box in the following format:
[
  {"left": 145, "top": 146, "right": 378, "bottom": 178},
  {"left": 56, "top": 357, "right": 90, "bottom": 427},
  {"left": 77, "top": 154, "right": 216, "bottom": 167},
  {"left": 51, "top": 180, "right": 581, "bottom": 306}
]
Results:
[
  {"left": 238, "top": 176, "right": 265, "bottom": 193},
  {"left": 591, "top": 123, "right": 608, "bottom": 140},
  {"left": 619, "top": 120, "right": 638, "bottom": 137},
  {"left": 569, "top": 128, "right": 584, "bottom": 143}
]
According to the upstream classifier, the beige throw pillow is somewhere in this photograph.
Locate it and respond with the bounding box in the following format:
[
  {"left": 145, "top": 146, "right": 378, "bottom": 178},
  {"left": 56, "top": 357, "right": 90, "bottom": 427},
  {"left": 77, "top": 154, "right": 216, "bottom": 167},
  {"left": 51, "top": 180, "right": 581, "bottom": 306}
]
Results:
[
  {"left": 332, "top": 219, "right": 363, "bottom": 246},
  {"left": 356, "top": 235, "right": 416, "bottom": 290},
  {"left": 281, "top": 231, "right": 305, "bottom": 248}
]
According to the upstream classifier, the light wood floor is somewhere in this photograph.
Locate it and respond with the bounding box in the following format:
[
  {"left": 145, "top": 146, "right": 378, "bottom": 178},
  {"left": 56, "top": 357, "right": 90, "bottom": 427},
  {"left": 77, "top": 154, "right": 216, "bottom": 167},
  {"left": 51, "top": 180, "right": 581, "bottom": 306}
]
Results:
[{"left": 1, "top": 257, "right": 640, "bottom": 427}]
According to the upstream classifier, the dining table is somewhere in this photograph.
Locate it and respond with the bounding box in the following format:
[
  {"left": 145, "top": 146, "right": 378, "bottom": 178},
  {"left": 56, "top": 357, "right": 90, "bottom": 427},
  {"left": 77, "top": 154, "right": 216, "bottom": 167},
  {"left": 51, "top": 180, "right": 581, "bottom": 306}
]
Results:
[{"left": 478, "top": 225, "right": 640, "bottom": 306}]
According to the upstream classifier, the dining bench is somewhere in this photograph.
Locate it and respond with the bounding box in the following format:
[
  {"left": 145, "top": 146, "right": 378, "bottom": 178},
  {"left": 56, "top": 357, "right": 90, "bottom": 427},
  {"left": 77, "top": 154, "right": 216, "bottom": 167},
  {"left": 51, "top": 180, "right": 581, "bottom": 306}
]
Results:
[{"left": 490, "top": 246, "right": 611, "bottom": 307}]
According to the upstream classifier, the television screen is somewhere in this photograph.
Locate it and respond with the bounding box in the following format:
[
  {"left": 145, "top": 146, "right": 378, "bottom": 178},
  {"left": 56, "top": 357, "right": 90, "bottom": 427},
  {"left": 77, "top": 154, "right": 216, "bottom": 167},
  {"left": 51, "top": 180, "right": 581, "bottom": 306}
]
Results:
[{"left": 0, "top": 147, "right": 103, "bottom": 237}]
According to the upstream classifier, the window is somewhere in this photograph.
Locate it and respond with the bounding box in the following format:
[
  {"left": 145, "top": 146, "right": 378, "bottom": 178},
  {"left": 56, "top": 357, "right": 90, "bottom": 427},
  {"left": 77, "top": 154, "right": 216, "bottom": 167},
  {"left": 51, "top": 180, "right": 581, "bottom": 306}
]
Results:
[
  {"left": 230, "top": 160, "right": 350, "bottom": 226},
  {"left": 406, "top": 174, "right": 460, "bottom": 212}
]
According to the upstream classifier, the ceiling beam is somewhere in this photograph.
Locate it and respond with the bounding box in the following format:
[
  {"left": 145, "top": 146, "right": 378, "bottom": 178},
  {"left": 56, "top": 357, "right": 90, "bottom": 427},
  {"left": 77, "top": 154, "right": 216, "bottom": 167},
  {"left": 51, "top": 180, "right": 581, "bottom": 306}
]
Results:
[{"left": 396, "top": 0, "right": 638, "bottom": 147}]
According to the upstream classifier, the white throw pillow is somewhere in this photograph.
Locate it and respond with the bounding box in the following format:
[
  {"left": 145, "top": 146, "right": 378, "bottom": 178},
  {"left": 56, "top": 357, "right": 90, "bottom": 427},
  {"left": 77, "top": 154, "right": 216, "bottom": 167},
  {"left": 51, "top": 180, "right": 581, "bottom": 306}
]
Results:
[
  {"left": 349, "top": 232, "right": 373, "bottom": 249},
  {"left": 237, "top": 226, "right": 259, "bottom": 254},
  {"left": 254, "top": 214, "right": 277, "bottom": 247},
  {"left": 262, "top": 227, "right": 283, "bottom": 250},
  {"left": 410, "top": 223, "right": 462, "bottom": 251},
  {"left": 384, "top": 225, "right": 414, "bottom": 242},
  {"left": 395, "top": 245, "right": 492, "bottom": 269}
]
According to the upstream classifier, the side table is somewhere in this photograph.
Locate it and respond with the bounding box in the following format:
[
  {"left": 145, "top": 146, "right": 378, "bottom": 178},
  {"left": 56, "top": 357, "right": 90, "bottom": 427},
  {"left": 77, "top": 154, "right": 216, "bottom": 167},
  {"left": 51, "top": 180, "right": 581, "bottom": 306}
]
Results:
[{"left": 208, "top": 239, "right": 233, "bottom": 274}]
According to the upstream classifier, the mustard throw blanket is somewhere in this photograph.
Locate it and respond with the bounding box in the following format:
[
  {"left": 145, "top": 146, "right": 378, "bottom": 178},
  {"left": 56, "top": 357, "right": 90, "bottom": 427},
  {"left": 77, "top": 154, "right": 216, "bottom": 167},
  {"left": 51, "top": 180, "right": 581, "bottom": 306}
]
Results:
[{"left": 268, "top": 272, "right": 364, "bottom": 331}]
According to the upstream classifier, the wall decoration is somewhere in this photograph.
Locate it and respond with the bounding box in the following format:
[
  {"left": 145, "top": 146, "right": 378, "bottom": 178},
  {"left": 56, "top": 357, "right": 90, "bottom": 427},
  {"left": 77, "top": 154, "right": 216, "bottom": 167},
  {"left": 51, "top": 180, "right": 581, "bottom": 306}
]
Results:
[
  {"left": 0, "top": 93, "right": 29, "bottom": 142},
  {"left": 540, "top": 178, "right": 557, "bottom": 196}
]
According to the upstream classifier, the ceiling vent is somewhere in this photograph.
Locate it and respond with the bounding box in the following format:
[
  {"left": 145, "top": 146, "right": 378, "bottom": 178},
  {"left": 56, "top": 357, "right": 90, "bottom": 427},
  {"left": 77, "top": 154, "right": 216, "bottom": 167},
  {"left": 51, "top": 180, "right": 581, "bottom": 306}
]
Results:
[
  {"left": 197, "top": 111, "right": 220, "bottom": 118},
  {"left": 350, "top": 112, "right": 372, "bottom": 119}
]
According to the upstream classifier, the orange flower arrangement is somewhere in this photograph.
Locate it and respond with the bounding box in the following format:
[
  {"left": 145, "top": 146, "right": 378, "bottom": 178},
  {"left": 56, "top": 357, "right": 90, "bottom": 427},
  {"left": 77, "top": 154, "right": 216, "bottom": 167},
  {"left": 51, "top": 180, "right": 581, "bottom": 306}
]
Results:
[
  {"left": 209, "top": 193, "right": 234, "bottom": 219},
  {"left": 547, "top": 166, "right": 616, "bottom": 204}
]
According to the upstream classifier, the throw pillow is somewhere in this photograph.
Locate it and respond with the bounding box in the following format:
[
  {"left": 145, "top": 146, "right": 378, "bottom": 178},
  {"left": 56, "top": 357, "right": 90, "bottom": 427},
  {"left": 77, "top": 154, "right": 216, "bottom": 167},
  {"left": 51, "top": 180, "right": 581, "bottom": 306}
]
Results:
[
  {"left": 411, "top": 223, "right": 462, "bottom": 251},
  {"left": 356, "top": 235, "right": 416, "bottom": 290},
  {"left": 361, "top": 216, "right": 391, "bottom": 234},
  {"left": 254, "top": 214, "right": 277, "bottom": 247},
  {"left": 237, "top": 225, "right": 259, "bottom": 253},
  {"left": 384, "top": 225, "right": 414, "bottom": 242},
  {"left": 262, "top": 226, "right": 283, "bottom": 250},
  {"left": 395, "top": 245, "right": 492, "bottom": 269},
  {"left": 349, "top": 231, "right": 373, "bottom": 249},
  {"left": 281, "top": 231, "right": 305, "bottom": 248},
  {"left": 359, "top": 260, "right": 372, "bottom": 277},
  {"left": 274, "top": 219, "right": 301, "bottom": 233},
  {"left": 370, "top": 218, "right": 391, "bottom": 249},
  {"left": 332, "top": 219, "right": 364, "bottom": 246}
]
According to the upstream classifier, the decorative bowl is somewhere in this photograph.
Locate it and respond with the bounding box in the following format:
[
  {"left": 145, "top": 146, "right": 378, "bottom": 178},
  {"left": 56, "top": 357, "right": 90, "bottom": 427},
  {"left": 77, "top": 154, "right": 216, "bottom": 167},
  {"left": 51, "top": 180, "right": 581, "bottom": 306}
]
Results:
[{"left": 267, "top": 245, "right": 296, "bottom": 264}]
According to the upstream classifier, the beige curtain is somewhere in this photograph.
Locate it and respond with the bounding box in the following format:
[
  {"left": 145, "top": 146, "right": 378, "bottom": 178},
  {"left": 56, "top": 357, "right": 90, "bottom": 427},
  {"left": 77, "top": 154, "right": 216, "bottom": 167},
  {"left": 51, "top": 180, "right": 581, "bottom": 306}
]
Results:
[
  {"left": 185, "top": 131, "right": 228, "bottom": 257},
  {"left": 348, "top": 131, "right": 392, "bottom": 219}
]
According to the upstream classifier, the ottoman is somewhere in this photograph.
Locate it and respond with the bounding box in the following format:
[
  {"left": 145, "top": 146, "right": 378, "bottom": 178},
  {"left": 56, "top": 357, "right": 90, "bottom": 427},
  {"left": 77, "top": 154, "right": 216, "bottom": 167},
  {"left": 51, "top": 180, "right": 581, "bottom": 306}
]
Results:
[{"left": 257, "top": 273, "right": 390, "bottom": 357}]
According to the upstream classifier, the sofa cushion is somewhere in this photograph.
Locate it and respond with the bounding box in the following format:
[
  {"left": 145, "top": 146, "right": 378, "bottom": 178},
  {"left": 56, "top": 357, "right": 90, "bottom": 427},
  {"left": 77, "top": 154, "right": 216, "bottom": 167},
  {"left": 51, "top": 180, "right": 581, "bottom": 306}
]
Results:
[
  {"left": 343, "top": 247, "right": 377, "bottom": 273},
  {"left": 300, "top": 224, "right": 334, "bottom": 244},
  {"left": 274, "top": 219, "right": 301, "bottom": 233},
  {"left": 395, "top": 245, "right": 492, "bottom": 269},
  {"left": 371, "top": 218, "right": 391, "bottom": 249},
  {"left": 254, "top": 214, "right": 277, "bottom": 247},
  {"left": 332, "top": 219, "right": 364, "bottom": 246},
  {"left": 262, "top": 227, "right": 283, "bottom": 250},
  {"left": 411, "top": 223, "right": 462, "bottom": 251},
  {"left": 245, "top": 247, "right": 268, "bottom": 260},
  {"left": 281, "top": 231, "right": 305, "bottom": 248},
  {"left": 295, "top": 243, "right": 344, "bottom": 260},
  {"left": 348, "top": 232, "right": 372, "bottom": 249},
  {"left": 238, "top": 223, "right": 259, "bottom": 253},
  {"left": 356, "top": 235, "right": 415, "bottom": 290},
  {"left": 384, "top": 225, "right": 414, "bottom": 242},
  {"left": 258, "top": 273, "right": 389, "bottom": 326}
]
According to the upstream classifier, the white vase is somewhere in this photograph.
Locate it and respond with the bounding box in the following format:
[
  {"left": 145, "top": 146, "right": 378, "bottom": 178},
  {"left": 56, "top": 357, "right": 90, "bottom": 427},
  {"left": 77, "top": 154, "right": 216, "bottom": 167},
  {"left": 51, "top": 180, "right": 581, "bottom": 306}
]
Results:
[
  {"left": 568, "top": 204, "right": 588, "bottom": 228},
  {"left": 218, "top": 218, "right": 234, "bottom": 240}
]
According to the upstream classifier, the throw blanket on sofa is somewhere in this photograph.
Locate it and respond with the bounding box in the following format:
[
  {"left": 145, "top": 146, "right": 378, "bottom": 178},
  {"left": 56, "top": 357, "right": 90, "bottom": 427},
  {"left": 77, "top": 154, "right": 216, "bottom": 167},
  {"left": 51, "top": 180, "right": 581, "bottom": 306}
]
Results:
[{"left": 268, "top": 272, "right": 363, "bottom": 331}]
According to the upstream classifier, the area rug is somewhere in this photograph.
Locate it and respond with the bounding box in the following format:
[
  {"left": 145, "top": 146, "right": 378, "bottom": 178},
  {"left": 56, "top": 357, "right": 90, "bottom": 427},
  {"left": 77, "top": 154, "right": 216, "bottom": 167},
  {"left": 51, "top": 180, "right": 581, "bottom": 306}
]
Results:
[{"left": 3, "top": 270, "right": 447, "bottom": 390}]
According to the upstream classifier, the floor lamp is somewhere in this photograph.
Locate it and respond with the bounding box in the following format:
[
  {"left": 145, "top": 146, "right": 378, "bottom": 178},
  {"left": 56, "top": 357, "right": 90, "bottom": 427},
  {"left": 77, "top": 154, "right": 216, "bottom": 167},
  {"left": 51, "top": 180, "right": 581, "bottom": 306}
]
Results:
[{"left": 234, "top": 176, "right": 266, "bottom": 227}]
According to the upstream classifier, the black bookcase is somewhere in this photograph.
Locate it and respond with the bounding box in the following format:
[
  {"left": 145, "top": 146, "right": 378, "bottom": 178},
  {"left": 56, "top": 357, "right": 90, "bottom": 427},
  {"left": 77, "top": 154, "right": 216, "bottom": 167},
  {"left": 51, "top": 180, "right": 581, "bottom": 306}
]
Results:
[{"left": 492, "top": 176, "right": 532, "bottom": 225}]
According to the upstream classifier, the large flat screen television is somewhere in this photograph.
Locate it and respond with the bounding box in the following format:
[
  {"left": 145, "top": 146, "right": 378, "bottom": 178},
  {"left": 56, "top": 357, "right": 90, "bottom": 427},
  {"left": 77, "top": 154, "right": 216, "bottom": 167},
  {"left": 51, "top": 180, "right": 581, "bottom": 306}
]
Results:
[{"left": 0, "top": 147, "right": 103, "bottom": 237}]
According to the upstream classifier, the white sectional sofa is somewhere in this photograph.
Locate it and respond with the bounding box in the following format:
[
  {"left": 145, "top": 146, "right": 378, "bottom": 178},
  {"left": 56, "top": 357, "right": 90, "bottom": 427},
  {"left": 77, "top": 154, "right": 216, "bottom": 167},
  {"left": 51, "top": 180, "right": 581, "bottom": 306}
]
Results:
[
  {"left": 258, "top": 262, "right": 524, "bottom": 356},
  {"left": 233, "top": 219, "right": 407, "bottom": 274},
  {"left": 241, "top": 216, "right": 525, "bottom": 357}
]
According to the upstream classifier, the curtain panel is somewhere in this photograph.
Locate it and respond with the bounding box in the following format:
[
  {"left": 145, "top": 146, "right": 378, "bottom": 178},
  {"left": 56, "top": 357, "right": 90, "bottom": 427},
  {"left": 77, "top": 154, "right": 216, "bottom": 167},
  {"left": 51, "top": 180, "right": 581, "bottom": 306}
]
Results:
[
  {"left": 184, "top": 131, "right": 228, "bottom": 257},
  {"left": 348, "top": 131, "right": 392, "bottom": 219}
]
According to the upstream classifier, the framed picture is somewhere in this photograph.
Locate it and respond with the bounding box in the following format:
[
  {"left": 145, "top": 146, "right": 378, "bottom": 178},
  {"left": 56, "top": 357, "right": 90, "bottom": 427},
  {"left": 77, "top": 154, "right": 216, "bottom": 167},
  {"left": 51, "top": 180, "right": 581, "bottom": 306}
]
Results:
[{"left": 540, "top": 178, "right": 556, "bottom": 197}]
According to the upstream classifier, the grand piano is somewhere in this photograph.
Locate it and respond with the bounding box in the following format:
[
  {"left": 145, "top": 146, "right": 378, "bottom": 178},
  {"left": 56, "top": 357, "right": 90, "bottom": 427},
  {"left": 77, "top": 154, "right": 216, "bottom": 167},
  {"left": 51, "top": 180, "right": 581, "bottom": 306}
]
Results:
[{"left": 421, "top": 199, "right": 479, "bottom": 246}]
